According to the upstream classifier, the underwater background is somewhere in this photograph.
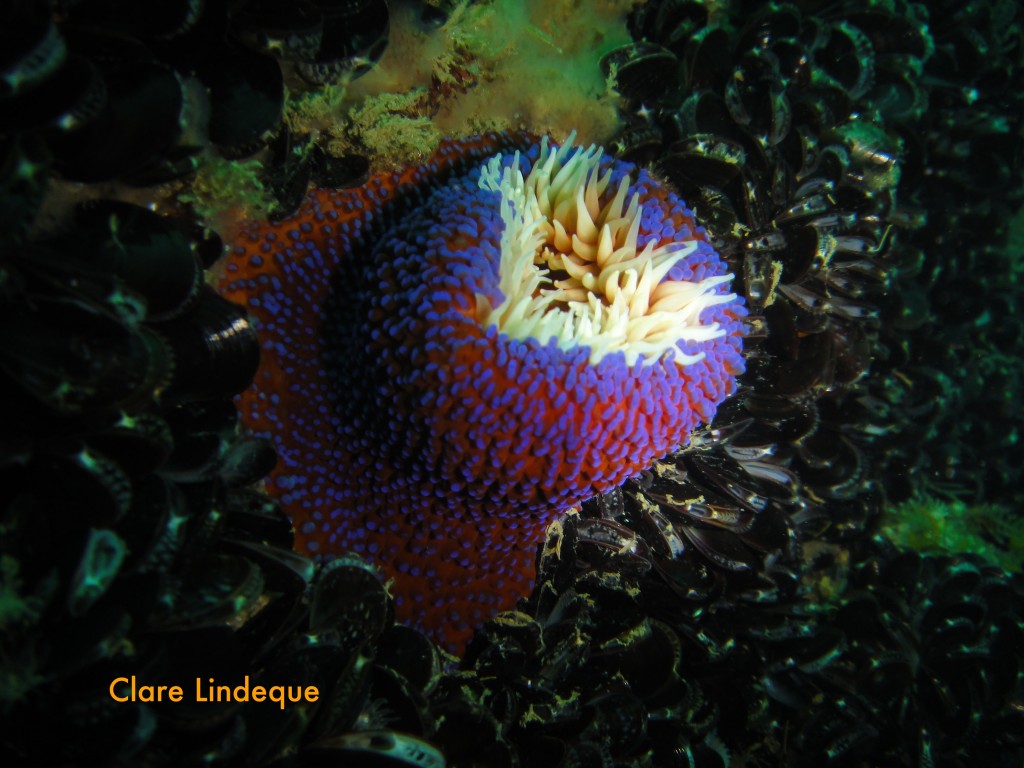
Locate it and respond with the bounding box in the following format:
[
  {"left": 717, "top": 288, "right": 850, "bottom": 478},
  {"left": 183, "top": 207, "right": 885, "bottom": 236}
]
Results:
[{"left": 2, "top": 0, "right": 1023, "bottom": 765}]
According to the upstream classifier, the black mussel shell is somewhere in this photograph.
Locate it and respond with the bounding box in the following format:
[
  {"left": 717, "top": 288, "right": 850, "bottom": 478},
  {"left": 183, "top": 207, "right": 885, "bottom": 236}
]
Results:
[
  {"left": 62, "top": 0, "right": 208, "bottom": 40},
  {"left": 682, "top": 26, "right": 734, "bottom": 88},
  {"left": 310, "top": 557, "right": 392, "bottom": 647},
  {"left": 301, "top": 732, "right": 446, "bottom": 768},
  {"left": 265, "top": 127, "right": 314, "bottom": 220},
  {"left": 661, "top": 133, "right": 747, "bottom": 191},
  {"left": 629, "top": 0, "right": 708, "bottom": 58},
  {"left": 0, "top": 133, "right": 51, "bottom": 245},
  {"left": 1, "top": 53, "right": 107, "bottom": 136},
  {"left": 47, "top": 55, "right": 195, "bottom": 183},
  {"left": 229, "top": 0, "right": 325, "bottom": 61},
  {"left": 0, "top": 291, "right": 172, "bottom": 414},
  {"left": 296, "top": 0, "right": 391, "bottom": 84},
  {"left": 69, "top": 201, "right": 205, "bottom": 321},
  {"left": 150, "top": 285, "right": 260, "bottom": 402},
  {"left": 86, "top": 412, "right": 175, "bottom": 478},
  {"left": 602, "top": 42, "right": 680, "bottom": 107},
  {"left": 0, "top": 2, "right": 106, "bottom": 133},
  {"left": 201, "top": 43, "right": 285, "bottom": 155},
  {"left": 376, "top": 625, "right": 442, "bottom": 695},
  {"left": 310, "top": 146, "right": 370, "bottom": 188}
]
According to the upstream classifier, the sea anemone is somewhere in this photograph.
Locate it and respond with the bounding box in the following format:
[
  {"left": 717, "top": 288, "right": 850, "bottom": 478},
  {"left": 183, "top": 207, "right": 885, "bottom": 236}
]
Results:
[{"left": 219, "top": 131, "right": 745, "bottom": 650}]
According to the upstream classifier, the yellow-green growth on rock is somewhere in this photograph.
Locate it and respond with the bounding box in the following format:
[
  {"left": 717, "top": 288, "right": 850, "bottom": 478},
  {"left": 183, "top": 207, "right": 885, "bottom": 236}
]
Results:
[
  {"left": 180, "top": 156, "right": 278, "bottom": 231},
  {"left": 346, "top": 0, "right": 636, "bottom": 159},
  {"left": 881, "top": 495, "right": 1024, "bottom": 573}
]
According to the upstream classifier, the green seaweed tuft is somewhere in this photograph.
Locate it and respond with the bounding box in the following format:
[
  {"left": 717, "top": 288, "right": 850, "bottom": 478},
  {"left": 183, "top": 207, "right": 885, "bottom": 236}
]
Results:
[{"left": 179, "top": 156, "right": 278, "bottom": 227}]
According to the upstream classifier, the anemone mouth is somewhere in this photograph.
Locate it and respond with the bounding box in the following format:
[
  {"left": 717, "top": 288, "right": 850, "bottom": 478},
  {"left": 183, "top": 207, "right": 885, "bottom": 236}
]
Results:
[{"left": 476, "top": 133, "right": 737, "bottom": 367}]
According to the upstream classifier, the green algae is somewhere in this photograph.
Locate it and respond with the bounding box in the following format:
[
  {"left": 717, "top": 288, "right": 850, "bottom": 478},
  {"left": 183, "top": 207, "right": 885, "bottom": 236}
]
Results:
[
  {"left": 179, "top": 155, "right": 278, "bottom": 226},
  {"left": 881, "top": 495, "right": 1024, "bottom": 573}
]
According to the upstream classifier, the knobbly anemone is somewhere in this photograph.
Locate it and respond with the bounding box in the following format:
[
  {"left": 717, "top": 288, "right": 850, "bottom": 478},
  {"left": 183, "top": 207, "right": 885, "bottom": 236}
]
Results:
[{"left": 219, "top": 131, "right": 745, "bottom": 651}]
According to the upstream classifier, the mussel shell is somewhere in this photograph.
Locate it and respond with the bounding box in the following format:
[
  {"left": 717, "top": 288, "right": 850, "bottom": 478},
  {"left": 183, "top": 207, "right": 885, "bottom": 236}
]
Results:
[
  {"left": 752, "top": 329, "right": 834, "bottom": 398},
  {"left": 158, "top": 399, "right": 239, "bottom": 480},
  {"left": 241, "top": 636, "right": 355, "bottom": 761},
  {"left": 309, "top": 557, "right": 392, "bottom": 647},
  {"left": 609, "top": 122, "right": 664, "bottom": 167},
  {"left": 191, "top": 224, "right": 226, "bottom": 269},
  {"left": 725, "top": 68, "right": 792, "bottom": 146},
  {"left": 432, "top": 685, "right": 505, "bottom": 763},
  {"left": 818, "top": 21, "right": 875, "bottom": 100},
  {"left": 229, "top": 0, "right": 324, "bottom": 61},
  {"left": 585, "top": 692, "right": 648, "bottom": 755},
  {"left": 682, "top": 26, "right": 734, "bottom": 88},
  {"left": 793, "top": 704, "right": 878, "bottom": 765},
  {"left": 367, "top": 664, "right": 434, "bottom": 737},
  {"left": 797, "top": 431, "right": 864, "bottom": 498},
  {"left": 171, "top": 552, "right": 266, "bottom": 626},
  {"left": 218, "top": 437, "right": 278, "bottom": 488},
  {"left": 0, "top": 0, "right": 62, "bottom": 99},
  {"left": 678, "top": 523, "right": 759, "bottom": 572},
  {"left": 86, "top": 411, "right": 174, "bottom": 477},
  {"left": 602, "top": 42, "right": 680, "bottom": 106},
  {"left": 201, "top": 44, "right": 284, "bottom": 153},
  {"left": 265, "top": 127, "right": 314, "bottom": 220},
  {"left": 228, "top": 538, "right": 314, "bottom": 602},
  {"left": 575, "top": 518, "right": 653, "bottom": 573},
  {"left": 2, "top": 53, "right": 107, "bottom": 135},
  {"left": 152, "top": 625, "right": 255, "bottom": 720},
  {"left": 71, "top": 200, "right": 205, "bottom": 322},
  {"left": 63, "top": 0, "right": 207, "bottom": 39},
  {"left": 597, "top": 619, "right": 682, "bottom": 701},
  {"left": 310, "top": 147, "right": 370, "bottom": 188},
  {"left": 531, "top": 517, "right": 580, "bottom": 621},
  {"left": 831, "top": 322, "right": 873, "bottom": 383},
  {"left": 0, "top": 1, "right": 107, "bottom": 133},
  {"left": 116, "top": 474, "right": 190, "bottom": 575},
  {"left": 0, "top": 293, "right": 173, "bottom": 414},
  {"left": 661, "top": 134, "right": 747, "bottom": 190},
  {"left": 296, "top": 0, "right": 391, "bottom": 84},
  {"left": 376, "top": 625, "right": 442, "bottom": 695},
  {"left": 735, "top": 4, "right": 801, "bottom": 54},
  {"left": 0, "top": 134, "right": 51, "bottom": 244},
  {"left": 466, "top": 610, "right": 544, "bottom": 674},
  {"left": 20, "top": 441, "right": 131, "bottom": 531},
  {"left": 629, "top": 0, "right": 708, "bottom": 57},
  {"left": 151, "top": 286, "right": 260, "bottom": 402},
  {"left": 673, "top": 90, "right": 746, "bottom": 144},
  {"left": 67, "top": 527, "right": 127, "bottom": 616},
  {"left": 846, "top": 10, "right": 932, "bottom": 59},
  {"left": 870, "top": 57, "right": 929, "bottom": 122},
  {"left": 653, "top": 550, "right": 723, "bottom": 603},
  {"left": 48, "top": 53, "right": 194, "bottom": 182},
  {"left": 222, "top": 488, "right": 295, "bottom": 547},
  {"left": 302, "top": 731, "right": 447, "bottom": 768}
]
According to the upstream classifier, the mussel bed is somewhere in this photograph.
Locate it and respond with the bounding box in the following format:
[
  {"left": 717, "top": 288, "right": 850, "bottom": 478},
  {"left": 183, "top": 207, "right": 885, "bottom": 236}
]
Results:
[{"left": 2, "top": 0, "right": 1023, "bottom": 766}]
